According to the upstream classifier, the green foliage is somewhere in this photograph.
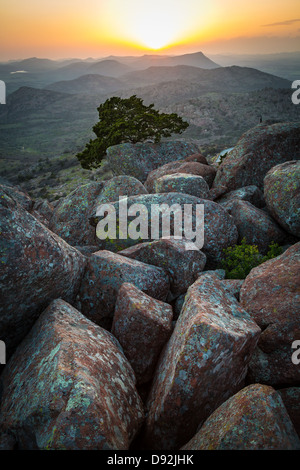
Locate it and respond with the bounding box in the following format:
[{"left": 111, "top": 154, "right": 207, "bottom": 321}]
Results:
[
  {"left": 221, "top": 238, "right": 283, "bottom": 279},
  {"left": 76, "top": 95, "right": 189, "bottom": 169}
]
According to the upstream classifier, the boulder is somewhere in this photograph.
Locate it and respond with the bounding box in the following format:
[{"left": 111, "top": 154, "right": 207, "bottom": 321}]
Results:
[
  {"left": 278, "top": 388, "right": 300, "bottom": 438},
  {"left": 0, "top": 189, "right": 86, "bottom": 353},
  {"left": 145, "top": 160, "right": 216, "bottom": 192},
  {"left": 32, "top": 199, "right": 55, "bottom": 227},
  {"left": 264, "top": 160, "right": 300, "bottom": 237},
  {"left": 142, "top": 273, "right": 260, "bottom": 450},
  {"left": 93, "top": 193, "right": 238, "bottom": 266},
  {"left": 217, "top": 185, "right": 265, "bottom": 208},
  {"left": 226, "top": 199, "right": 286, "bottom": 253},
  {"left": 208, "top": 185, "right": 228, "bottom": 201},
  {"left": 106, "top": 141, "right": 200, "bottom": 183},
  {"left": 0, "top": 299, "right": 144, "bottom": 450},
  {"left": 240, "top": 242, "right": 300, "bottom": 386},
  {"left": 96, "top": 175, "right": 148, "bottom": 204},
  {"left": 74, "top": 245, "right": 99, "bottom": 257},
  {"left": 153, "top": 173, "right": 210, "bottom": 199},
  {"left": 49, "top": 177, "right": 148, "bottom": 247},
  {"left": 213, "top": 121, "right": 300, "bottom": 192},
  {"left": 49, "top": 182, "right": 104, "bottom": 246},
  {"left": 172, "top": 269, "right": 226, "bottom": 320},
  {"left": 0, "top": 184, "right": 33, "bottom": 212},
  {"left": 184, "top": 153, "right": 208, "bottom": 164},
  {"left": 77, "top": 250, "right": 170, "bottom": 328},
  {"left": 182, "top": 384, "right": 300, "bottom": 450},
  {"left": 221, "top": 279, "right": 244, "bottom": 301},
  {"left": 119, "top": 238, "right": 207, "bottom": 299},
  {"left": 112, "top": 283, "right": 173, "bottom": 385}
]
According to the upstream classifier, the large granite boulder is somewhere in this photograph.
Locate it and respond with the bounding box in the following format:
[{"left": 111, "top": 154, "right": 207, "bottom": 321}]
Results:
[
  {"left": 145, "top": 160, "right": 216, "bottom": 192},
  {"left": 49, "top": 177, "right": 148, "bottom": 247},
  {"left": 264, "top": 161, "right": 300, "bottom": 237},
  {"left": 96, "top": 175, "right": 148, "bottom": 204},
  {"left": 119, "top": 238, "right": 207, "bottom": 299},
  {"left": 76, "top": 250, "right": 170, "bottom": 328},
  {"left": 0, "top": 184, "right": 33, "bottom": 212},
  {"left": 49, "top": 182, "right": 104, "bottom": 246},
  {"left": 217, "top": 185, "right": 265, "bottom": 209},
  {"left": 106, "top": 141, "right": 200, "bottom": 183},
  {"left": 0, "top": 189, "right": 86, "bottom": 353},
  {"left": 93, "top": 193, "right": 238, "bottom": 266},
  {"left": 226, "top": 199, "right": 286, "bottom": 253},
  {"left": 142, "top": 273, "right": 260, "bottom": 450},
  {"left": 278, "top": 388, "right": 300, "bottom": 438},
  {"left": 0, "top": 299, "right": 144, "bottom": 450},
  {"left": 213, "top": 122, "right": 300, "bottom": 192},
  {"left": 240, "top": 242, "right": 300, "bottom": 386},
  {"left": 153, "top": 173, "right": 210, "bottom": 199},
  {"left": 182, "top": 384, "right": 300, "bottom": 450},
  {"left": 112, "top": 283, "right": 173, "bottom": 385}
]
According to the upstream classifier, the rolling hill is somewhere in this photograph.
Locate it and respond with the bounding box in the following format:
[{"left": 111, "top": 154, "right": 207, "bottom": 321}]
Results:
[{"left": 44, "top": 74, "right": 126, "bottom": 95}]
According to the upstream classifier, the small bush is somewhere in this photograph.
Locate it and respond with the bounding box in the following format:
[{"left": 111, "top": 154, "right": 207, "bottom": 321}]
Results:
[{"left": 221, "top": 238, "right": 283, "bottom": 279}]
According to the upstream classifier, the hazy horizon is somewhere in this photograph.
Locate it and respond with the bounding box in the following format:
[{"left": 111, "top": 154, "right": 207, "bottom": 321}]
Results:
[{"left": 1, "top": 0, "right": 300, "bottom": 61}]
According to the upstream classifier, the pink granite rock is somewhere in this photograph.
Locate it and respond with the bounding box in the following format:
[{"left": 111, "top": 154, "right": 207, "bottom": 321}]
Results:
[
  {"left": 112, "top": 283, "right": 173, "bottom": 384},
  {"left": 142, "top": 273, "right": 261, "bottom": 450},
  {"left": 182, "top": 384, "right": 300, "bottom": 450},
  {"left": 77, "top": 250, "right": 170, "bottom": 328},
  {"left": 0, "top": 299, "right": 144, "bottom": 450},
  {"left": 240, "top": 242, "right": 300, "bottom": 386}
]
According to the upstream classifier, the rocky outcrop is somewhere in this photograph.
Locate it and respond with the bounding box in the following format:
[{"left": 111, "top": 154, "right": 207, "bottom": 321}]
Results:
[
  {"left": 142, "top": 273, "right": 260, "bottom": 450},
  {"left": 49, "top": 182, "right": 104, "bottom": 245},
  {"left": 96, "top": 175, "right": 148, "bottom": 204},
  {"left": 0, "top": 188, "right": 86, "bottom": 353},
  {"left": 217, "top": 185, "right": 265, "bottom": 209},
  {"left": 182, "top": 385, "right": 300, "bottom": 450},
  {"left": 0, "top": 299, "right": 144, "bottom": 450},
  {"left": 112, "top": 283, "right": 173, "bottom": 385},
  {"left": 213, "top": 121, "right": 300, "bottom": 192},
  {"left": 153, "top": 173, "right": 210, "bottom": 199},
  {"left": 94, "top": 193, "right": 238, "bottom": 266},
  {"left": 240, "top": 242, "right": 300, "bottom": 386},
  {"left": 1, "top": 184, "right": 33, "bottom": 212},
  {"left": 264, "top": 160, "right": 300, "bottom": 237},
  {"left": 49, "top": 177, "right": 148, "bottom": 246},
  {"left": 119, "top": 238, "right": 206, "bottom": 299},
  {"left": 106, "top": 141, "right": 200, "bottom": 183},
  {"left": 226, "top": 199, "right": 286, "bottom": 253},
  {"left": 76, "top": 250, "right": 170, "bottom": 328},
  {"left": 145, "top": 160, "right": 216, "bottom": 192}
]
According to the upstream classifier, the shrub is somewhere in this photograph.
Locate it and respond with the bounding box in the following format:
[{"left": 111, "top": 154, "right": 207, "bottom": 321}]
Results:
[{"left": 220, "top": 238, "right": 283, "bottom": 279}]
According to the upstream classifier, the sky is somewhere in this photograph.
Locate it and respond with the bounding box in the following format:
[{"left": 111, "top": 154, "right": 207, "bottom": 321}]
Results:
[{"left": 1, "top": 0, "right": 300, "bottom": 60}]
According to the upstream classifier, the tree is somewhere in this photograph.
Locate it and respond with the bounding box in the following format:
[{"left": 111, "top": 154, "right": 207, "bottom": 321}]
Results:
[{"left": 77, "top": 95, "right": 189, "bottom": 169}]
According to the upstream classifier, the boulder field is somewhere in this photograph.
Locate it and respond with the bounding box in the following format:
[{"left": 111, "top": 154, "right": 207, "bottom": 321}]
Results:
[{"left": 0, "top": 124, "right": 299, "bottom": 450}]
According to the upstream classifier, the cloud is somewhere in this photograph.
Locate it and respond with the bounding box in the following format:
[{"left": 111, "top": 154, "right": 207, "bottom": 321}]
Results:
[{"left": 262, "top": 18, "right": 300, "bottom": 27}]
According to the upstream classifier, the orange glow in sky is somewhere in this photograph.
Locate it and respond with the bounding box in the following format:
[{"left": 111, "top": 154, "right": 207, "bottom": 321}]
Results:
[{"left": 1, "top": 0, "right": 300, "bottom": 60}]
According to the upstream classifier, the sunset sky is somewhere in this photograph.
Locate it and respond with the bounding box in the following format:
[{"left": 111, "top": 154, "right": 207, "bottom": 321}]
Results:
[{"left": 1, "top": 0, "right": 300, "bottom": 60}]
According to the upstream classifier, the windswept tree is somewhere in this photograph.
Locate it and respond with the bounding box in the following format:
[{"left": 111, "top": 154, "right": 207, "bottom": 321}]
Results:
[{"left": 77, "top": 95, "right": 189, "bottom": 169}]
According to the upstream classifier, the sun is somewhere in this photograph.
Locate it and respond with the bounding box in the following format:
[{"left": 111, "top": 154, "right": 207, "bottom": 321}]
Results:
[{"left": 134, "top": 15, "right": 178, "bottom": 50}]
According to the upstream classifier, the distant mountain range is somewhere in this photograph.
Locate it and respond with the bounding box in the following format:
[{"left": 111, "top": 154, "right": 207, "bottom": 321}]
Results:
[
  {"left": 0, "top": 50, "right": 298, "bottom": 168},
  {"left": 41, "top": 65, "right": 290, "bottom": 97}
]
